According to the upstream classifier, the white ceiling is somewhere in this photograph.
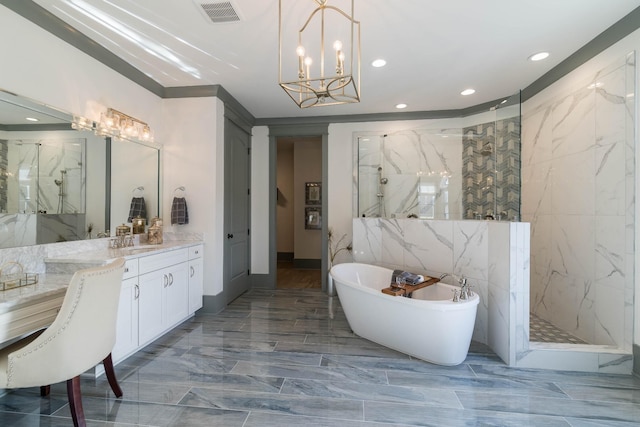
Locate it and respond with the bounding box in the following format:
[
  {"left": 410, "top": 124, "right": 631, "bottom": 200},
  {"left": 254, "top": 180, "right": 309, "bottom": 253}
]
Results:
[{"left": 26, "top": 0, "right": 640, "bottom": 119}]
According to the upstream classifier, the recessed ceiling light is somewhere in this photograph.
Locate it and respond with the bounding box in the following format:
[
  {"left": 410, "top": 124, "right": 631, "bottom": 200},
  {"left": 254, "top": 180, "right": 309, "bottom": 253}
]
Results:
[
  {"left": 395, "top": 103, "right": 407, "bottom": 109},
  {"left": 25, "top": 117, "right": 39, "bottom": 122},
  {"left": 528, "top": 51, "right": 549, "bottom": 61},
  {"left": 460, "top": 89, "right": 475, "bottom": 96},
  {"left": 372, "top": 59, "right": 387, "bottom": 68}
]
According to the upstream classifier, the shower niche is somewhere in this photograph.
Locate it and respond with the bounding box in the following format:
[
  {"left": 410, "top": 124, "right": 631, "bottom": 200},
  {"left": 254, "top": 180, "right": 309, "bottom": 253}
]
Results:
[{"left": 0, "top": 138, "right": 86, "bottom": 246}]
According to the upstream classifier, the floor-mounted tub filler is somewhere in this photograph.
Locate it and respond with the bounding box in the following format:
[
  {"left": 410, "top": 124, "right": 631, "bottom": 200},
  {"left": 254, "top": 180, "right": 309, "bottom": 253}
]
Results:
[{"left": 330, "top": 263, "right": 479, "bottom": 366}]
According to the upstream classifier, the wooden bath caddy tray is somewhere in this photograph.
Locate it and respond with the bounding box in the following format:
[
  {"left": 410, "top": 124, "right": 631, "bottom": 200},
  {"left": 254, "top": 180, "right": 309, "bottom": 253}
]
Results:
[{"left": 381, "top": 276, "right": 439, "bottom": 297}]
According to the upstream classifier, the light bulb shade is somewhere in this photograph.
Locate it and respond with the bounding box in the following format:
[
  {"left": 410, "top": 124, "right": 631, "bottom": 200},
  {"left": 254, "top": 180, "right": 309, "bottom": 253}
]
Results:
[
  {"left": 279, "top": 0, "right": 361, "bottom": 108},
  {"left": 97, "top": 108, "right": 153, "bottom": 143}
]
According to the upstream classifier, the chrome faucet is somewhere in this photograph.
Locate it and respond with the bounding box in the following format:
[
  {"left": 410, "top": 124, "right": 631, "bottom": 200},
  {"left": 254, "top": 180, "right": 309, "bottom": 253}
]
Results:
[{"left": 440, "top": 273, "right": 473, "bottom": 301}]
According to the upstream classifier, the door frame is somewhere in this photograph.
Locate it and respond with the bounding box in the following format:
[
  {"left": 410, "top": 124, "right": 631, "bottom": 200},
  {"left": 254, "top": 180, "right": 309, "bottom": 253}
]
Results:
[{"left": 267, "top": 124, "right": 329, "bottom": 291}]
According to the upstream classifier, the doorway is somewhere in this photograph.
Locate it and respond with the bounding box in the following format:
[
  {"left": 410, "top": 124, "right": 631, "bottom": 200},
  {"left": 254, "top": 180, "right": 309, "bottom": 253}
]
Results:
[
  {"left": 268, "top": 124, "right": 329, "bottom": 292},
  {"left": 276, "top": 137, "right": 322, "bottom": 289}
]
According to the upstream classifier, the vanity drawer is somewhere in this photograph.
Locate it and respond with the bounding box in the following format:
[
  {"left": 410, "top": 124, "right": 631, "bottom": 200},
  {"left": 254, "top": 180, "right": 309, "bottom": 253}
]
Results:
[
  {"left": 189, "top": 245, "right": 203, "bottom": 260},
  {"left": 123, "top": 259, "right": 138, "bottom": 279},
  {"left": 138, "top": 248, "right": 188, "bottom": 275}
]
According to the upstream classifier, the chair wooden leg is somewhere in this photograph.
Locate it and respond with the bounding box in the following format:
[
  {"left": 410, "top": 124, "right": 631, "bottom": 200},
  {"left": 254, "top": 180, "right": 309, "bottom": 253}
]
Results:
[
  {"left": 40, "top": 385, "right": 50, "bottom": 396},
  {"left": 66, "top": 376, "right": 86, "bottom": 427},
  {"left": 103, "top": 353, "right": 123, "bottom": 398}
]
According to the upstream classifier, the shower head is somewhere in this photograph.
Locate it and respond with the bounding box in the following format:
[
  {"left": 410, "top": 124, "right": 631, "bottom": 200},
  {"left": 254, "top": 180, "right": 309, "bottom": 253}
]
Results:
[
  {"left": 54, "top": 179, "right": 63, "bottom": 186},
  {"left": 377, "top": 166, "right": 382, "bottom": 171},
  {"left": 380, "top": 177, "right": 388, "bottom": 184}
]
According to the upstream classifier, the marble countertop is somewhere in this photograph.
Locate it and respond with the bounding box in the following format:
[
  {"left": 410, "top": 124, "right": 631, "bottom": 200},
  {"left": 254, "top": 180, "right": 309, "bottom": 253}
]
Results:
[
  {"left": 0, "top": 273, "right": 72, "bottom": 314},
  {"left": 1, "top": 240, "right": 203, "bottom": 313},
  {"left": 43, "top": 240, "right": 203, "bottom": 264}
]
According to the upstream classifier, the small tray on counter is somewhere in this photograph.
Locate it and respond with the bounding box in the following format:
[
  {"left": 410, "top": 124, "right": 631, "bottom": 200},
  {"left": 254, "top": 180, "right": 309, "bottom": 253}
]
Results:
[{"left": 0, "top": 262, "right": 39, "bottom": 291}]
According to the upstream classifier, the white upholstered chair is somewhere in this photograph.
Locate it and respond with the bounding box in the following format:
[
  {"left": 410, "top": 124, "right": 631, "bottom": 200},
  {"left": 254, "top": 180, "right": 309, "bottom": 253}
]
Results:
[{"left": 0, "top": 258, "right": 126, "bottom": 427}]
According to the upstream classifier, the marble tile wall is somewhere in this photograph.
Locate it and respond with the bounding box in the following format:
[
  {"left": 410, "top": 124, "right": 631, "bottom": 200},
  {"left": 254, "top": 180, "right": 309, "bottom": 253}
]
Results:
[
  {"left": 521, "top": 53, "right": 635, "bottom": 350},
  {"left": 351, "top": 217, "right": 530, "bottom": 365}
]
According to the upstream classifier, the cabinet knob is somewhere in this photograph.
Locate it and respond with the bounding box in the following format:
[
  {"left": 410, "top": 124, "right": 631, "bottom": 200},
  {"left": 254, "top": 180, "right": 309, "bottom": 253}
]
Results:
[
  {"left": 135, "top": 284, "right": 139, "bottom": 299},
  {"left": 194, "top": 250, "right": 199, "bottom": 255},
  {"left": 163, "top": 274, "right": 169, "bottom": 287},
  {"left": 125, "top": 267, "right": 129, "bottom": 273},
  {"left": 227, "top": 233, "right": 234, "bottom": 239},
  {"left": 190, "top": 266, "right": 195, "bottom": 277}
]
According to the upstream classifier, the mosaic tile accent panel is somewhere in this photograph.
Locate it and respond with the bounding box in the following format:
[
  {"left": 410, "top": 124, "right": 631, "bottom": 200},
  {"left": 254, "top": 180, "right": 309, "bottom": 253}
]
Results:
[{"left": 462, "top": 117, "right": 520, "bottom": 220}]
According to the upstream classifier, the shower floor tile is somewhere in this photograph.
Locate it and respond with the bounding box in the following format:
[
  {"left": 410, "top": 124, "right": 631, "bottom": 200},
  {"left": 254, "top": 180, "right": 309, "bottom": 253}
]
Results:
[{"left": 529, "top": 314, "right": 587, "bottom": 344}]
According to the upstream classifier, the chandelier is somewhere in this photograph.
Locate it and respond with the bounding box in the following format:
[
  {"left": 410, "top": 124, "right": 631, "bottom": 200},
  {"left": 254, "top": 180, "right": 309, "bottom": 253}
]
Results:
[{"left": 279, "top": 0, "right": 360, "bottom": 108}]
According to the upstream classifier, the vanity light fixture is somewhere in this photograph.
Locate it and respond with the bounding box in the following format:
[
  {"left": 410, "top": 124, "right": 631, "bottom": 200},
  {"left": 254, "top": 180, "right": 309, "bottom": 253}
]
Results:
[
  {"left": 97, "top": 108, "right": 154, "bottom": 142},
  {"left": 279, "top": 0, "right": 361, "bottom": 108},
  {"left": 461, "top": 88, "right": 475, "bottom": 96}
]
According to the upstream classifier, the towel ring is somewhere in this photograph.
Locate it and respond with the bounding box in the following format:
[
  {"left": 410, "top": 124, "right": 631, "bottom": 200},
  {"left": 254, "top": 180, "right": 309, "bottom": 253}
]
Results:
[
  {"left": 132, "top": 186, "right": 144, "bottom": 196},
  {"left": 173, "top": 186, "right": 186, "bottom": 196}
]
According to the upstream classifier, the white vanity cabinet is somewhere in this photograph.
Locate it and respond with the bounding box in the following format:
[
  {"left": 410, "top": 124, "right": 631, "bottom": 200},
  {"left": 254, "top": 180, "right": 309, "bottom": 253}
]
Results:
[
  {"left": 138, "top": 248, "right": 189, "bottom": 347},
  {"left": 110, "top": 244, "right": 202, "bottom": 366},
  {"left": 188, "top": 244, "right": 204, "bottom": 313}
]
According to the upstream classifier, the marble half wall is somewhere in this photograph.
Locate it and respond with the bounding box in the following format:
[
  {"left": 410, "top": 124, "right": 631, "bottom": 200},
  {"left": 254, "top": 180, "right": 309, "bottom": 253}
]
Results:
[{"left": 352, "top": 217, "right": 530, "bottom": 365}]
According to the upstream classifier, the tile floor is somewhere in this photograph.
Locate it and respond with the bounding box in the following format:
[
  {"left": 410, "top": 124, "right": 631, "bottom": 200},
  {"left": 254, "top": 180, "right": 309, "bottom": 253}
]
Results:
[{"left": 1, "top": 288, "right": 639, "bottom": 426}]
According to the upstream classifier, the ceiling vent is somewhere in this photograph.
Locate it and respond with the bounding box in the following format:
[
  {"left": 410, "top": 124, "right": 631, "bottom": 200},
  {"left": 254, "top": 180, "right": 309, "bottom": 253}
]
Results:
[{"left": 196, "top": 1, "right": 241, "bottom": 24}]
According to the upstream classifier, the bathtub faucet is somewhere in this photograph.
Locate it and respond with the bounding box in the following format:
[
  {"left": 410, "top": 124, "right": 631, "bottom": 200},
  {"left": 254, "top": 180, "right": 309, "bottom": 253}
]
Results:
[
  {"left": 459, "top": 276, "right": 475, "bottom": 300},
  {"left": 440, "top": 273, "right": 473, "bottom": 301}
]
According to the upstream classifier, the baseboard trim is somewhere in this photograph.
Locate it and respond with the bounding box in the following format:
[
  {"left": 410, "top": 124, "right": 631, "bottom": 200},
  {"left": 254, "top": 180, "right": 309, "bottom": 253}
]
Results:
[
  {"left": 200, "top": 294, "right": 227, "bottom": 314},
  {"left": 293, "top": 258, "right": 321, "bottom": 269},
  {"left": 277, "top": 252, "right": 294, "bottom": 262}
]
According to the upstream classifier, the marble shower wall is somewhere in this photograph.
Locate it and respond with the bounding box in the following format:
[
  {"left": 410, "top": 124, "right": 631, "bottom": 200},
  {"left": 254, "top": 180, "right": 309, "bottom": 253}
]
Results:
[
  {"left": 352, "top": 217, "right": 530, "bottom": 365},
  {"left": 521, "top": 53, "right": 635, "bottom": 349},
  {"left": 357, "top": 130, "right": 463, "bottom": 219}
]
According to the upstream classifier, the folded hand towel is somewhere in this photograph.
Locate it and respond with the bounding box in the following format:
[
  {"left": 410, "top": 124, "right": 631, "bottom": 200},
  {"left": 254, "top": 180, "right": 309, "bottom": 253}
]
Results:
[
  {"left": 128, "top": 197, "right": 147, "bottom": 222},
  {"left": 171, "top": 197, "right": 189, "bottom": 225},
  {"left": 391, "top": 269, "right": 425, "bottom": 287}
]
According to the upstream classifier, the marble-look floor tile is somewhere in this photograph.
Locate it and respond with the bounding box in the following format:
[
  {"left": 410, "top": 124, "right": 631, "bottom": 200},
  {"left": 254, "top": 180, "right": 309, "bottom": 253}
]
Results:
[
  {"left": 186, "top": 347, "right": 322, "bottom": 366},
  {"left": 455, "top": 390, "right": 640, "bottom": 423},
  {"left": 53, "top": 396, "right": 249, "bottom": 426},
  {"left": 243, "top": 411, "right": 410, "bottom": 427},
  {"left": 230, "top": 360, "right": 388, "bottom": 384},
  {"left": 179, "top": 387, "right": 364, "bottom": 421},
  {"left": 1, "top": 289, "right": 639, "bottom": 427},
  {"left": 280, "top": 377, "right": 461, "bottom": 408},
  {"left": 387, "top": 369, "right": 569, "bottom": 399},
  {"left": 559, "top": 383, "right": 640, "bottom": 404},
  {"left": 363, "top": 401, "right": 571, "bottom": 426}
]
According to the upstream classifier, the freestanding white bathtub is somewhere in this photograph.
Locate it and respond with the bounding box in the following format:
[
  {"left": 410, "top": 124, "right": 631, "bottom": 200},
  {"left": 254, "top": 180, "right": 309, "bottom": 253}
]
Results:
[{"left": 330, "top": 263, "right": 479, "bottom": 366}]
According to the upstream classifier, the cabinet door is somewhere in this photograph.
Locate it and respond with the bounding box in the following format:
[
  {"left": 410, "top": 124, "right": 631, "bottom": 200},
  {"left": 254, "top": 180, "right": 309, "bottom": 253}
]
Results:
[
  {"left": 112, "top": 277, "right": 139, "bottom": 363},
  {"left": 138, "top": 268, "right": 166, "bottom": 346},
  {"left": 188, "top": 257, "right": 204, "bottom": 313},
  {"left": 164, "top": 262, "right": 189, "bottom": 328}
]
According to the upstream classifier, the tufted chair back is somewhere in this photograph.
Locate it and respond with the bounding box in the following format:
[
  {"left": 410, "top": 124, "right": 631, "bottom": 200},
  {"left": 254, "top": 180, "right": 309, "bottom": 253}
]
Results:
[{"left": 0, "top": 258, "right": 126, "bottom": 426}]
